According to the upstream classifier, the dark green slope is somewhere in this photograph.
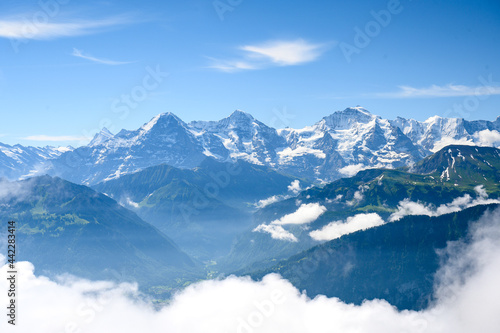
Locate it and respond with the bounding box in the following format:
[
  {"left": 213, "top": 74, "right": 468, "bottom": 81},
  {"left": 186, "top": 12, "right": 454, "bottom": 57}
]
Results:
[
  {"left": 93, "top": 158, "right": 305, "bottom": 260},
  {"left": 410, "top": 144, "right": 500, "bottom": 188},
  {"left": 252, "top": 204, "right": 499, "bottom": 310},
  {"left": 0, "top": 176, "right": 199, "bottom": 288}
]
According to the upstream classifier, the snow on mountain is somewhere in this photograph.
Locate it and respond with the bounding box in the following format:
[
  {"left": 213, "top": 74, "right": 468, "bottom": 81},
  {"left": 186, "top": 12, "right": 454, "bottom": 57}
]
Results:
[
  {"left": 47, "top": 112, "right": 207, "bottom": 184},
  {"left": 391, "top": 114, "right": 500, "bottom": 152},
  {"left": 190, "top": 110, "right": 286, "bottom": 166},
  {"left": 0, "top": 143, "right": 71, "bottom": 180},
  {"left": 1, "top": 107, "right": 498, "bottom": 185},
  {"left": 275, "top": 107, "right": 425, "bottom": 180}
]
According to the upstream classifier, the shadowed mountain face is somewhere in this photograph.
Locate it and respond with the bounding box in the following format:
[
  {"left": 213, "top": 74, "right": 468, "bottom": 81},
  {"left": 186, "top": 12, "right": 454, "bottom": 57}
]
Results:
[
  {"left": 0, "top": 175, "right": 199, "bottom": 287},
  {"left": 94, "top": 158, "right": 304, "bottom": 260}
]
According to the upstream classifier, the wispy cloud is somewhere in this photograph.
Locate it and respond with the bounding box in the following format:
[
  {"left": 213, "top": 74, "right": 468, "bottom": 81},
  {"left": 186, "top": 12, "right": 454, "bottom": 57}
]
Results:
[
  {"left": 309, "top": 213, "right": 385, "bottom": 241},
  {"left": 373, "top": 84, "right": 500, "bottom": 99},
  {"left": 0, "top": 15, "right": 132, "bottom": 40},
  {"left": 22, "top": 135, "right": 90, "bottom": 142},
  {"left": 209, "top": 39, "right": 332, "bottom": 72},
  {"left": 72, "top": 48, "right": 133, "bottom": 65}
]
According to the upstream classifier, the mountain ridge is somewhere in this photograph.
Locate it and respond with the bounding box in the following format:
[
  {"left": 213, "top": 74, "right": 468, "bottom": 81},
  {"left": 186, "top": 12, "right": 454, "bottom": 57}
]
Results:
[{"left": 1, "top": 107, "right": 499, "bottom": 185}]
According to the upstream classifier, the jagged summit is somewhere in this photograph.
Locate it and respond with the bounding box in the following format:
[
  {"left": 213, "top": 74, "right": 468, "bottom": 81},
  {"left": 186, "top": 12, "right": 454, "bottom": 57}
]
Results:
[
  {"left": 1, "top": 107, "right": 499, "bottom": 185},
  {"left": 320, "top": 107, "right": 377, "bottom": 130},
  {"left": 140, "top": 112, "right": 185, "bottom": 132},
  {"left": 89, "top": 127, "right": 114, "bottom": 147},
  {"left": 229, "top": 109, "right": 254, "bottom": 119}
]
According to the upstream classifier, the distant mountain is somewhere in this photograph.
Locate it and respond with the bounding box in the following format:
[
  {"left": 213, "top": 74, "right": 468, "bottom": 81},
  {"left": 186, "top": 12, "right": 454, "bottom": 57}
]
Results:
[
  {"left": 0, "top": 143, "right": 70, "bottom": 180},
  {"left": 223, "top": 145, "right": 500, "bottom": 272},
  {"left": 251, "top": 204, "right": 500, "bottom": 310},
  {"left": 48, "top": 113, "right": 208, "bottom": 184},
  {"left": 93, "top": 158, "right": 304, "bottom": 260},
  {"left": 391, "top": 115, "right": 500, "bottom": 151},
  {"left": 0, "top": 176, "right": 198, "bottom": 288},
  {"left": 1, "top": 108, "right": 499, "bottom": 185}
]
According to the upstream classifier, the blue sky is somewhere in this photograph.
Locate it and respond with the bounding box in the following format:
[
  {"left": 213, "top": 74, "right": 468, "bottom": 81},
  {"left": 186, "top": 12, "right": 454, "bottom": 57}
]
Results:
[{"left": 1, "top": 0, "right": 500, "bottom": 147}]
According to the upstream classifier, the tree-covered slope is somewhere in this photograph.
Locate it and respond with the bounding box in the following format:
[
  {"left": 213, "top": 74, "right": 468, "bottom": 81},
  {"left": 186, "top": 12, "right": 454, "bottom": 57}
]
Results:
[{"left": 252, "top": 204, "right": 500, "bottom": 310}]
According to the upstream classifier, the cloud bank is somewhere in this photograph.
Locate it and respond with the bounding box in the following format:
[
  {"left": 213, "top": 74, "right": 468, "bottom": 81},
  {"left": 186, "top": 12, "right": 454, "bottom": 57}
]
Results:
[{"left": 2, "top": 207, "right": 500, "bottom": 332}]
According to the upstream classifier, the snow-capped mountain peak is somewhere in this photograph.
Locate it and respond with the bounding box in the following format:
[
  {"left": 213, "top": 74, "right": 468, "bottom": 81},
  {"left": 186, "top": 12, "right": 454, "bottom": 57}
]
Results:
[
  {"left": 319, "top": 107, "right": 377, "bottom": 130},
  {"left": 1, "top": 107, "right": 498, "bottom": 185},
  {"left": 140, "top": 112, "right": 185, "bottom": 132}
]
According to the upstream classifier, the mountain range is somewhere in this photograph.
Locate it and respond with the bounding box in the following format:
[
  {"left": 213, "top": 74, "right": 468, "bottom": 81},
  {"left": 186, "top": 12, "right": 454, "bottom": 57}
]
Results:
[
  {"left": 1, "top": 107, "right": 499, "bottom": 310},
  {"left": 223, "top": 145, "right": 500, "bottom": 272},
  {"left": 2, "top": 107, "right": 499, "bottom": 185}
]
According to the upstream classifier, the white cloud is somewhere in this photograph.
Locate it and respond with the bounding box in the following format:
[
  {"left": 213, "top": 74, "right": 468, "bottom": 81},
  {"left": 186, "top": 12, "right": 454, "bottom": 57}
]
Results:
[
  {"left": 374, "top": 83, "right": 500, "bottom": 99},
  {"left": 431, "top": 137, "right": 475, "bottom": 152},
  {"left": 209, "top": 39, "right": 331, "bottom": 72},
  {"left": 347, "top": 190, "right": 364, "bottom": 206},
  {"left": 271, "top": 203, "right": 326, "bottom": 225},
  {"left": 253, "top": 224, "right": 298, "bottom": 242},
  {"left": 389, "top": 190, "right": 500, "bottom": 222},
  {"left": 122, "top": 197, "right": 139, "bottom": 209},
  {"left": 72, "top": 48, "right": 133, "bottom": 65},
  {"left": 241, "top": 39, "right": 328, "bottom": 66},
  {"left": 475, "top": 185, "right": 488, "bottom": 198},
  {"left": 310, "top": 213, "right": 385, "bottom": 241},
  {"left": 0, "top": 15, "right": 132, "bottom": 40},
  {"left": 22, "top": 135, "right": 90, "bottom": 142},
  {"left": 2, "top": 208, "right": 500, "bottom": 332},
  {"left": 473, "top": 130, "right": 500, "bottom": 147},
  {"left": 338, "top": 163, "right": 366, "bottom": 177},
  {"left": 287, "top": 180, "right": 302, "bottom": 194}
]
